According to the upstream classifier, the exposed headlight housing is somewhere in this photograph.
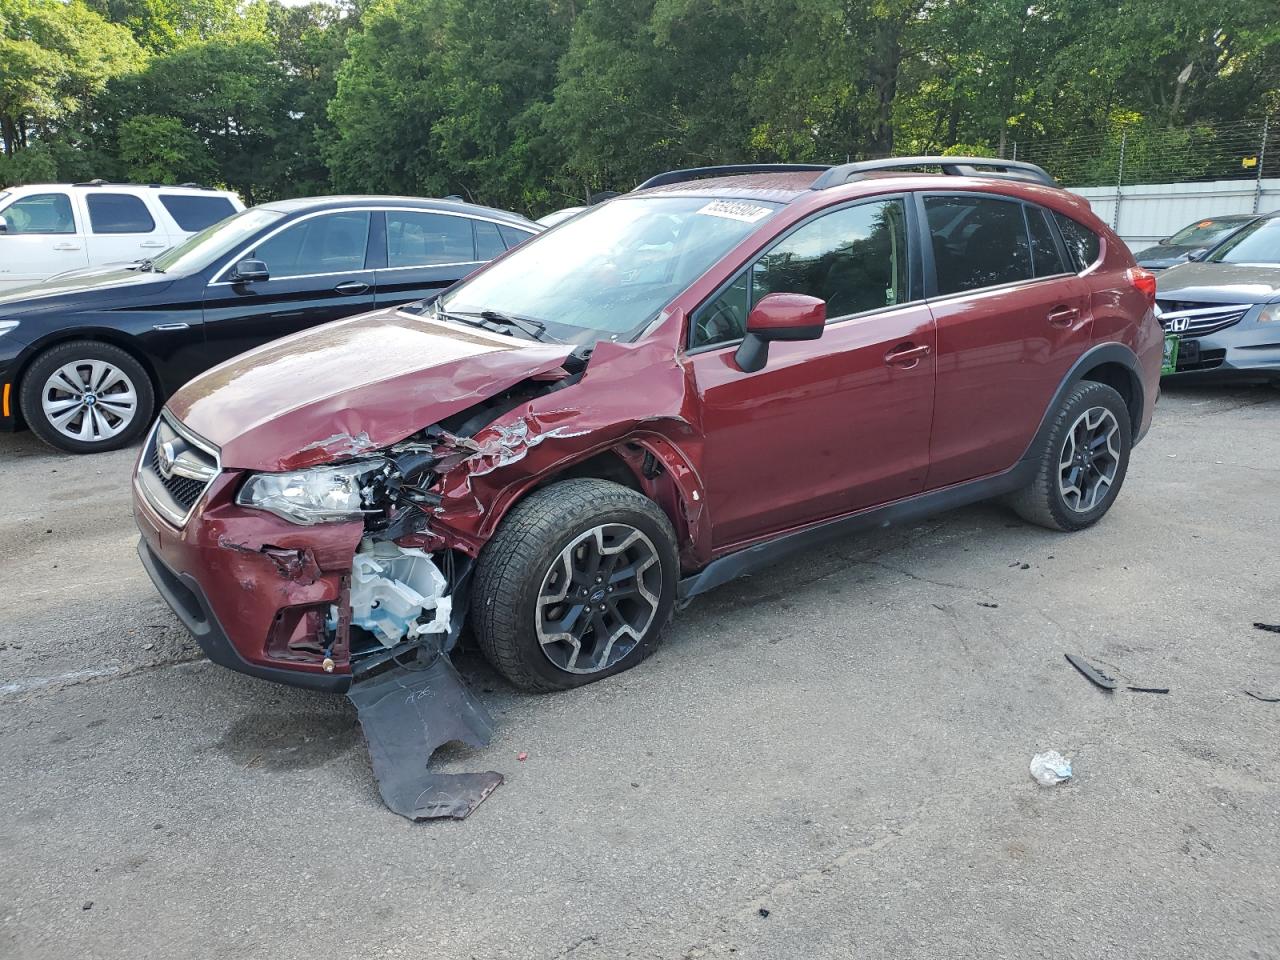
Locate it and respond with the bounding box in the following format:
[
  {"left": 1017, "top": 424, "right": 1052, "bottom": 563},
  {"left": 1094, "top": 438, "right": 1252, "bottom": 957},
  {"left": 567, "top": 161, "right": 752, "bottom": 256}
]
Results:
[
  {"left": 236, "top": 459, "right": 387, "bottom": 525},
  {"left": 1257, "top": 304, "right": 1280, "bottom": 325}
]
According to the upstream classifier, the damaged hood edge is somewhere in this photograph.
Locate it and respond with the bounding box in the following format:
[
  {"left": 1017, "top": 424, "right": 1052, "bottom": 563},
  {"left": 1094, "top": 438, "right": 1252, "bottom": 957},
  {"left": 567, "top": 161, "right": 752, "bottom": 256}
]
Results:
[{"left": 168, "top": 308, "right": 575, "bottom": 472}]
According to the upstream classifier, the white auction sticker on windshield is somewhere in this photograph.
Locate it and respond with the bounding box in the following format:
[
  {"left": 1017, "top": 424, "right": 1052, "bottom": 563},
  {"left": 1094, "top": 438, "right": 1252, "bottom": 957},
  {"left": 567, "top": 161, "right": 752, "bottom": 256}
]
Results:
[{"left": 695, "top": 200, "right": 773, "bottom": 223}]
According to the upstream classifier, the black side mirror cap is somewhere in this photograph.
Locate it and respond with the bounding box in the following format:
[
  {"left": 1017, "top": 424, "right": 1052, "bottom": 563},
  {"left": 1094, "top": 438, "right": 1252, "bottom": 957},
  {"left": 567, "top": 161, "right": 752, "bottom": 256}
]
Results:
[
  {"left": 0, "top": 215, "right": 8, "bottom": 234},
  {"left": 233, "top": 259, "right": 270, "bottom": 282}
]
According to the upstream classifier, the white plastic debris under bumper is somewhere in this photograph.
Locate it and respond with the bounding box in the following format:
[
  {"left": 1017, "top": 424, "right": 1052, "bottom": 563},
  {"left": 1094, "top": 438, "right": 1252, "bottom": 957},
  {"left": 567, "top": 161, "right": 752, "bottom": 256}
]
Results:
[{"left": 347, "top": 541, "right": 452, "bottom": 647}]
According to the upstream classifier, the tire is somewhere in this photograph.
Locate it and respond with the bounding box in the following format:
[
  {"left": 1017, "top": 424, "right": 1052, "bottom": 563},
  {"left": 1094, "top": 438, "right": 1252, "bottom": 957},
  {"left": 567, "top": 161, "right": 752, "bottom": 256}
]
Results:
[
  {"left": 19, "top": 340, "right": 155, "bottom": 454},
  {"left": 471, "top": 478, "right": 679, "bottom": 693},
  {"left": 1007, "top": 380, "right": 1132, "bottom": 531}
]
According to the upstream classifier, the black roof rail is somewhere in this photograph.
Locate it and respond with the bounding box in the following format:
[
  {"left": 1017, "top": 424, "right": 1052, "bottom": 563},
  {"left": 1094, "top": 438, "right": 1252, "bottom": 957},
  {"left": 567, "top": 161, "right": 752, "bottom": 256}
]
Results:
[
  {"left": 810, "top": 156, "right": 1056, "bottom": 190},
  {"left": 634, "top": 164, "right": 830, "bottom": 191},
  {"left": 70, "top": 179, "right": 214, "bottom": 191}
]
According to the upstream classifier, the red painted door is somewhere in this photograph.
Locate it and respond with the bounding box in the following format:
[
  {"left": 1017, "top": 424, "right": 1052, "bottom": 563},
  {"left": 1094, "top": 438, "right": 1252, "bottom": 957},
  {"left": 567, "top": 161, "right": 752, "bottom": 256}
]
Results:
[
  {"left": 685, "top": 197, "right": 937, "bottom": 550},
  {"left": 918, "top": 194, "right": 1093, "bottom": 489}
]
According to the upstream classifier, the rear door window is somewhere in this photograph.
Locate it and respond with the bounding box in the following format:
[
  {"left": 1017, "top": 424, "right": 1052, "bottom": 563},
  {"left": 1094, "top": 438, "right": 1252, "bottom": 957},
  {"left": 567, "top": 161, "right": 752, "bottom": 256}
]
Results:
[
  {"left": 86, "top": 193, "right": 157, "bottom": 234},
  {"left": 474, "top": 219, "right": 506, "bottom": 260},
  {"left": 248, "top": 211, "right": 372, "bottom": 278},
  {"left": 925, "top": 195, "right": 1031, "bottom": 295},
  {"left": 2, "top": 193, "right": 76, "bottom": 234},
  {"left": 159, "top": 194, "right": 236, "bottom": 232},
  {"left": 385, "top": 211, "right": 476, "bottom": 267},
  {"left": 1026, "top": 205, "right": 1069, "bottom": 276},
  {"left": 1052, "top": 212, "right": 1101, "bottom": 271}
]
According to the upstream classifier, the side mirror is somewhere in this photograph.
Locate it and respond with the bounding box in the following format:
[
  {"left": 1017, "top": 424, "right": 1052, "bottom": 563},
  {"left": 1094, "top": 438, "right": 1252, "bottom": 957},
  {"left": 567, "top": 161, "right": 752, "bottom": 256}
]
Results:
[
  {"left": 734, "top": 292, "right": 826, "bottom": 373},
  {"left": 232, "top": 259, "right": 270, "bottom": 283},
  {"left": 1158, "top": 237, "right": 1171, "bottom": 245},
  {"left": 1187, "top": 249, "right": 1208, "bottom": 262},
  {"left": 0, "top": 215, "right": 8, "bottom": 234}
]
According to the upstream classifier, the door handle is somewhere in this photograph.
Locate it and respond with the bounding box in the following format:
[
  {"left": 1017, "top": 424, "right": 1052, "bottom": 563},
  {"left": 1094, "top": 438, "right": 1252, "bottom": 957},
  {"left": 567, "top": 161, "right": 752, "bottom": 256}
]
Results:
[
  {"left": 334, "top": 280, "right": 370, "bottom": 295},
  {"left": 52, "top": 241, "right": 82, "bottom": 251},
  {"left": 884, "top": 342, "right": 932, "bottom": 368},
  {"left": 1048, "top": 305, "right": 1079, "bottom": 327},
  {"left": 139, "top": 240, "right": 166, "bottom": 248}
]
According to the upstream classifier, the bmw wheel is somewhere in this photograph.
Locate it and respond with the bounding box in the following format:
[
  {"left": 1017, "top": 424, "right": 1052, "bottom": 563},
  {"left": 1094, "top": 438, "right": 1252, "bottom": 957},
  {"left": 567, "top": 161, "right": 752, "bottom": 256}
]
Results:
[
  {"left": 472, "top": 478, "right": 678, "bottom": 692},
  {"left": 20, "top": 340, "right": 155, "bottom": 454}
]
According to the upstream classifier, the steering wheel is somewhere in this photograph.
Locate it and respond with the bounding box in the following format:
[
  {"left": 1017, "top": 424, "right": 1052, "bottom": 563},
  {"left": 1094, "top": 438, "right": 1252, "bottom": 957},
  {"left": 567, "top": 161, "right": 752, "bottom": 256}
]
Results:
[{"left": 695, "top": 300, "right": 744, "bottom": 347}]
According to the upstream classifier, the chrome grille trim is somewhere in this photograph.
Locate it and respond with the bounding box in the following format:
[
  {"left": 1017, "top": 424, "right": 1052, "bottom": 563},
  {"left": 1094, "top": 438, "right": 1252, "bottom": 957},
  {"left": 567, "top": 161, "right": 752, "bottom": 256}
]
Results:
[
  {"left": 136, "top": 412, "right": 221, "bottom": 528},
  {"left": 1155, "top": 300, "right": 1252, "bottom": 338}
]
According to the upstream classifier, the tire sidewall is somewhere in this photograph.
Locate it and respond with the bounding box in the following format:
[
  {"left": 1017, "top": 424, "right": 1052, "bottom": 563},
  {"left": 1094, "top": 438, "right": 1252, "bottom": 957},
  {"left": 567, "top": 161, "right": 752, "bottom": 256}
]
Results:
[
  {"left": 20, "top": 341, "right": 155, "bottom": 454},
  {"left": 1044, "top": 382, "right": 1132, "bottom": 530},
  {"left": 501, "top": 501, "right": 678, "bottom": 690}
]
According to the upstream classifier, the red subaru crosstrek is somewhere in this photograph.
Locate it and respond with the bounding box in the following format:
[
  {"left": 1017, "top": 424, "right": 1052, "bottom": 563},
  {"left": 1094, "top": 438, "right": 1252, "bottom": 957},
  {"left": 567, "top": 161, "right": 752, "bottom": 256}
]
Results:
[{"left": 133, "top": 158, "right": 1163, "bottom": 694}]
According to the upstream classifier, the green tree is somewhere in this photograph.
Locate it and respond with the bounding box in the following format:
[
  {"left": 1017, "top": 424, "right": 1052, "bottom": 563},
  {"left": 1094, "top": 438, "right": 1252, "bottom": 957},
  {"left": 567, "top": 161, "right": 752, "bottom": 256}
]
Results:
[
  {"left": 0, "top": 0, "right": 143, "bottom": 161},
  {"left": 116, "top": 113, "right": 216, "bottom": 182}
]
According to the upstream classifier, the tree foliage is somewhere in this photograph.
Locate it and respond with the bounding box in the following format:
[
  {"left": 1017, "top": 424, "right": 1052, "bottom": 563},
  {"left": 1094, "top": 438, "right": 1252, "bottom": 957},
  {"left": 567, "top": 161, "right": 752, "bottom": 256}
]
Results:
[{"left": 1, "top": 0, "right": 1277, "bottom": 212}]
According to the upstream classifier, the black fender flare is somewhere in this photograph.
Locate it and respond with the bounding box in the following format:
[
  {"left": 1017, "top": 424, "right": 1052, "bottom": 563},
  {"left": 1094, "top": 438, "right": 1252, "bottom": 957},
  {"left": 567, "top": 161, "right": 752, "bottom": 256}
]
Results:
[{"left": 1021, "top": 342, "right": 1146, "bottom": 463}]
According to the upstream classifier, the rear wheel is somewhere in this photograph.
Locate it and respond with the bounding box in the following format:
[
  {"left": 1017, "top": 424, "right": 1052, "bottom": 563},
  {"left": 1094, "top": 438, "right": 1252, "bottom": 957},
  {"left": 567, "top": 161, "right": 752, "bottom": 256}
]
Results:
[
  {"left": 471, "top": 478, "right": 678, "bottom": 692},
  {"left": 19, "top": 340, "right": 155, "bottom": 454},
  {"left": 1007, "top": 380, "right": 1132, "bottom": 531}
]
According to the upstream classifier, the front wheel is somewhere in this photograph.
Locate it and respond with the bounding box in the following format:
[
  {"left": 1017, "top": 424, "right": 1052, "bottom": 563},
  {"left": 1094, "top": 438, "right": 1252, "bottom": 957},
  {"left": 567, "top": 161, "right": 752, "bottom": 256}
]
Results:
[
  {"left": 1007, "top": 380, "right": 1132, "bottom": 531},
  {"left": 19, "top": 340, "right": 155, "bottom": 454},
  {"left": 471, "top": 478, "right": 678, "bottom": 692}
]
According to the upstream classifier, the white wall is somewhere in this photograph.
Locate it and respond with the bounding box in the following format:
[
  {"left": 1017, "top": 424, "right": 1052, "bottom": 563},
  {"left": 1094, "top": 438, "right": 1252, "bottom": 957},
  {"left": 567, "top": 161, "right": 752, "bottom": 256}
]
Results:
[{"left": 1070, "top": 178, "right": 1280, "bottom": 252}]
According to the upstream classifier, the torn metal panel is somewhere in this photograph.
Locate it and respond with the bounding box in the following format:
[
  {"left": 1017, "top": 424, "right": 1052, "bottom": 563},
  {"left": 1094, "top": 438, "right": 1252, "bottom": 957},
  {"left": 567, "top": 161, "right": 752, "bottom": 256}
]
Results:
[
  {"left": 347, "top": 654, "right": 502, "bottom": 820},
  {"left": 297, "top": 431, "right": 378, "bottom": 459}
]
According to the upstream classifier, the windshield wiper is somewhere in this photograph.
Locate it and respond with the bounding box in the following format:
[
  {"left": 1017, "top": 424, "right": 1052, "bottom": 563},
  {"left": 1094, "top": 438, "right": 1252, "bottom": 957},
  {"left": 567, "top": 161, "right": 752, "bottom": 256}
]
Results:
[{"left": 449, "top": 308, "right": 555, "bottom": 342}]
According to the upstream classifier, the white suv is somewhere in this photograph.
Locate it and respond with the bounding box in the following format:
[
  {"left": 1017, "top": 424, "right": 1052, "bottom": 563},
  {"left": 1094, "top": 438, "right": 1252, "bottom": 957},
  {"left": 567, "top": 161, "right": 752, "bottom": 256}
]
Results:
[{"left": 0, "top": 181, "right": 244, "bottom": 291}]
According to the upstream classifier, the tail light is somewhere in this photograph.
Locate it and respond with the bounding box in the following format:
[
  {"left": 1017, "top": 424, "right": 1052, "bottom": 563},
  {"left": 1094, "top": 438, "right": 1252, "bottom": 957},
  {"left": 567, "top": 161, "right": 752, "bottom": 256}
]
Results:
[{"left": 1127, "top": 266, "right": 1157, "bottom": 305}]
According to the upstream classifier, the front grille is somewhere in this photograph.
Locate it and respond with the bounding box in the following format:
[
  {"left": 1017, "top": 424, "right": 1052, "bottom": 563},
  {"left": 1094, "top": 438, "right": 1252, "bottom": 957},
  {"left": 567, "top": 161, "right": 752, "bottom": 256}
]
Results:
[
  {"left": 1156, "top": 299, "right": 1251, "bottom": 338},
  {"left": 137, "top": 413, "right": 220, "bottom": 527}
]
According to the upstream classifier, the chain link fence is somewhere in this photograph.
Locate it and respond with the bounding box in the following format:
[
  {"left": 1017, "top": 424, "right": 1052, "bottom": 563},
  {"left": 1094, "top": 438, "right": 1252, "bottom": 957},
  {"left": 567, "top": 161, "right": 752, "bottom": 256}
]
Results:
[{"left": 1014, "top": 115, "right": 1278, "bottom": 210}]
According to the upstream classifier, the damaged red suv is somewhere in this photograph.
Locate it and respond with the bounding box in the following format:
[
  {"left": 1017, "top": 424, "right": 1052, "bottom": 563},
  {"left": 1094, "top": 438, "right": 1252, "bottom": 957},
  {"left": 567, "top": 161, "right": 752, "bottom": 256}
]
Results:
[{"left": 133, "top": 157, "right": 1163, "bottom": 694}]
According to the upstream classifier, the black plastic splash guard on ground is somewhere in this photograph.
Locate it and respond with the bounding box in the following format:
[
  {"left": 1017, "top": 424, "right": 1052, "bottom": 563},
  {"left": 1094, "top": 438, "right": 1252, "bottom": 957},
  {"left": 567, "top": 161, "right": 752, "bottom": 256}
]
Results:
[{"left": 347, "top": 653, "right": 502, "bottom": 820}]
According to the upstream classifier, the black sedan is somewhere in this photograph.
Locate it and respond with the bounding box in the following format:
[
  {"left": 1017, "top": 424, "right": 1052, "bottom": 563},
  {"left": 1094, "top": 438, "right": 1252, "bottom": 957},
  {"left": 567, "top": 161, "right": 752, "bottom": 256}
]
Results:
[{"left": 0, "top": 196, "right": 539, "bottom": 452}]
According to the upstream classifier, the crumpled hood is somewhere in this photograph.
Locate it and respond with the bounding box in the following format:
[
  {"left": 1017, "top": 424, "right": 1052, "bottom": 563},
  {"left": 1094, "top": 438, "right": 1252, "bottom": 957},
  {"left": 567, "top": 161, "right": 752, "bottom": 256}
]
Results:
[
  {"left": 168, "top": 307, "right": 574, "bottom": 472},
  {"left": 1156, "top": 262, "right": 1280, "bottom": 304}
]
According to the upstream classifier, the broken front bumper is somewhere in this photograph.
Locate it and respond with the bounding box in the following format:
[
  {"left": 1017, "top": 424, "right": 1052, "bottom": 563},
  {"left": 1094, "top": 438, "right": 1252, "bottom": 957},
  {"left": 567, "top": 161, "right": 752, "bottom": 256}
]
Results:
[
  {"left": 133, "top": 468, "right": 365, "bottom": 692},
  {"left": 136, "top": 537, "right": 353, "bottom": 692}
]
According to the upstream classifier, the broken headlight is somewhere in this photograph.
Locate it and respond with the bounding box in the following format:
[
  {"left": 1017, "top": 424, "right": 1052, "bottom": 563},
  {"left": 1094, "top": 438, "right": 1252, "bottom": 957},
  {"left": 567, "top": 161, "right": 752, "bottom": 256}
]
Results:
[{"left": 236, "top": 460, "right": 388, "bottom": 525}]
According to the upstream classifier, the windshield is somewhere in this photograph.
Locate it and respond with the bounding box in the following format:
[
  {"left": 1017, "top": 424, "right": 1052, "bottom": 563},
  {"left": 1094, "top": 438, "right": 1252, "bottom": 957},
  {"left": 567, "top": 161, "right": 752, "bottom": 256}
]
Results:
[
  {"left": 440, "top": 196, "right": 781, "bottom": 344},
  {"left": 151, "top": 207, "right": 284, "bottom": 274},
  {"left": 1206, "top": 216, "right": 1280, "bottom": 265},
  {"left": 1167, "top": 218, "right": 1248, "bottom": 247}
]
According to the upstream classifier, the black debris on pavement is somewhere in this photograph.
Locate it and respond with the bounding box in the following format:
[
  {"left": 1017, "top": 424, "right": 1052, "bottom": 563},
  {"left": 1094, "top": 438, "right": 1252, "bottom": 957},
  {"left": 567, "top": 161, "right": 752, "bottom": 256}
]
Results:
[
  {"left": 347, "top": 653, "right": 503, "bottom": 820},
  {"left": 1126, "top": 685, "right": 1170, "bottom": 694},
  {"left": 1065, "top": 654, "right": 1118, "bottom": 691},
  {"left": 977, "top": 602, "right": 999, "bottom": 608},
  {"left": 1244, "top": 689, "right": 1280, "bottom": 703},
  {"left": 758, "top": 908, "right": 770, "bottom": 918},
  {"left": 1253, "top": 623, "right": 1280, "bottom": 634}
]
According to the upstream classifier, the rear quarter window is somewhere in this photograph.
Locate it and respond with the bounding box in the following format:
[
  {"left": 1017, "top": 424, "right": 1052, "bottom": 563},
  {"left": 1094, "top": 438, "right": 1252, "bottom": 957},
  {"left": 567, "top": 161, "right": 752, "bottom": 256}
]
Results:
[
  {"left": 1052, "top": 212, "right": 1101, "bottom": 272},
  {"left": 160, "top": 194, "right": 237, "bottom": 232}
]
